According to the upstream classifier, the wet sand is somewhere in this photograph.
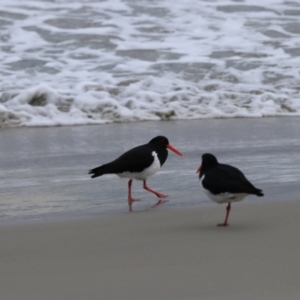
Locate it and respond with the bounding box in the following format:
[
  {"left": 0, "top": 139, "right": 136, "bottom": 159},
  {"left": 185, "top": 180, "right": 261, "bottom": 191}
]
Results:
[
  {"left": 1, "top": 200, "right": 300, "bottom": 300},
  {"left": 0, "top": 117, "right": 300, "bottom": 299}
]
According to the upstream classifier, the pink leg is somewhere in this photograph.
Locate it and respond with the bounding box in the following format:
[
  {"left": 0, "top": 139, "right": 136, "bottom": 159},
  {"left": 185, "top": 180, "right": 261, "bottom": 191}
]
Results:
[
  {"left": 143, "top": 180, "right": 169, "bottom": 208},
  {"left": 127, "top": 180, "right": 140, "bottom": 212},
  {"left": 217, "top": 203, "right": 231, "bottom": 227},
  {"left": 143, "top": 180, "right": 168, "bottom": 199}
]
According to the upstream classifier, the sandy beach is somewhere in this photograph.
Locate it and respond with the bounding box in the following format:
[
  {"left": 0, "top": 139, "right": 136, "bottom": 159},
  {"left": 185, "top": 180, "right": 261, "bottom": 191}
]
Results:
[
  {"left": 0, "top": 117, "right": 300, "bottom": 299},
  {"left": 1, "top": 200, "right": 300, "bottom": 300}
]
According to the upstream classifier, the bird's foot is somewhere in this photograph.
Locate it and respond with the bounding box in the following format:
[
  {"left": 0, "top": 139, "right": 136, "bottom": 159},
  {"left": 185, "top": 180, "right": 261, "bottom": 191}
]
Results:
[
  {"left": 151, "top": 199, "right": 169, "bottom": 208},
  {"left": 129, "top": 198, "right": 140, "bottom": 202},
  {"left": 128, "top": 198, "right": 141, "bottom": 212},
  {"left": 217, "top": 223, "right": 229, "bottom": 227},
  {"left": 155, "top": 192, "right": 168, "bottom": 199}
]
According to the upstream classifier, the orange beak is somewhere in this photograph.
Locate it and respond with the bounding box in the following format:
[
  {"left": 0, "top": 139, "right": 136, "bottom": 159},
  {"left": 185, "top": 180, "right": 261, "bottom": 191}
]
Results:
[
  {"left": 196, "top": 165, "right": 202, "bottom": 173},
  {"left": 167, "top": 143, "right": 183, "bottom": 156}
]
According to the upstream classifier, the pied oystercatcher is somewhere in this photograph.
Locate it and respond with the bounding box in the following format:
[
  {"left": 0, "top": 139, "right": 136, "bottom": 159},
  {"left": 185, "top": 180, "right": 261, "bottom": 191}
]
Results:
[
  {"left": 197, "top": 153, "right": 263, "bottom": 226},
  {"left": 89, "top": 136, "right": 183, "bottom": 211}
]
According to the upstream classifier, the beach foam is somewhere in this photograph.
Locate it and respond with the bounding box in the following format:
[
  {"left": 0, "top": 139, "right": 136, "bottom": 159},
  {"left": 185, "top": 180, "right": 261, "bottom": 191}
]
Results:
[{"left": 1, "top": 0, "right": 300, "bottom": 127}]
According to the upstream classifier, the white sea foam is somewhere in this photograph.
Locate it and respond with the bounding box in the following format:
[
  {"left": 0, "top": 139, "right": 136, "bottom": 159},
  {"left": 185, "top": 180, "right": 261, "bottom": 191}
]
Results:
[{"left": 0, "top": 0, "right": 300, "bottom": 127}]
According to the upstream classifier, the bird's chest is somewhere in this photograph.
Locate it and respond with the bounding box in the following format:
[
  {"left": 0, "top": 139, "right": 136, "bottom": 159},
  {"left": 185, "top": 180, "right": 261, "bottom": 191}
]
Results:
[{"left": 140, "top": 152, "right": 161, "bottom": 178}]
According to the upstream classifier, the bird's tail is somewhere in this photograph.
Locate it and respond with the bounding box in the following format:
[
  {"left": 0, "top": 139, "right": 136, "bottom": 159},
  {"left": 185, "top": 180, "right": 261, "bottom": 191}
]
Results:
[
  {"left": 255, "top": 189, "right": 264, "bottom": 197},
  {"left": 89, "top": 166, "right": 104, "bottom": 178},
  {"left": 88, "top": 163, "right": 113, "bottom": 178}
]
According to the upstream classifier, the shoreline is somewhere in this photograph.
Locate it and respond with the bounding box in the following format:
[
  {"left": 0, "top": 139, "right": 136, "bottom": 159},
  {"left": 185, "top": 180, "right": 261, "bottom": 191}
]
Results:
[
  {"left": 0, "top": 117, "right": 300, "bottom": 223},
  {"left": 0, "top": 196, "right": 294, "bottom": 228}
]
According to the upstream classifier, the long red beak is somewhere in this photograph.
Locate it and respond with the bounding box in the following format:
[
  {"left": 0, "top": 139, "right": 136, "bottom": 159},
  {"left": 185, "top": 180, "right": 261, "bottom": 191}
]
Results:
[
  {"left": 167, "top": 143, "right": 183, "bottom": 156},
  {"left": 196, "top": 165, "right": 202, "bottom": 173}
]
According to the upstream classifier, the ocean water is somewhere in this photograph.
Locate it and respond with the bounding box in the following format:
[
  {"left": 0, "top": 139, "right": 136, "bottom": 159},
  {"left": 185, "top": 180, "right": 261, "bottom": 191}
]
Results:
[
  {"left": 1, "top": 0, "right": 300, "bottom": 127},
  {"left": 0, "top": 118, "right": 299, "bottom": 223}
]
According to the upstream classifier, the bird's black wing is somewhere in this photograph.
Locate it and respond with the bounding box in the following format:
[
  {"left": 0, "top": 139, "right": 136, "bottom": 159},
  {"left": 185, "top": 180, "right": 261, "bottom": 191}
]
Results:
[
  {"left": 110, "top": 144, "right": 155, "bottom": 173},
  {"left": 202, "top": 164, "right": 263, "bottom": 195},
  {"left": 89, "top": 144, "right": 155, "bottom": 177}
]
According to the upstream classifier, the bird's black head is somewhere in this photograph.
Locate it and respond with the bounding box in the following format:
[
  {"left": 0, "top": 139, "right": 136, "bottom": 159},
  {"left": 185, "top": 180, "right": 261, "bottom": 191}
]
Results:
[
  {"left": 196, "top": 153, "right": 219, "bottom": 174},
  {"left": 148, "top": 136, "right": 183, "bottom": 156},
  {"left": 149, "top": 136, "right": 169, "bottom": 147}
]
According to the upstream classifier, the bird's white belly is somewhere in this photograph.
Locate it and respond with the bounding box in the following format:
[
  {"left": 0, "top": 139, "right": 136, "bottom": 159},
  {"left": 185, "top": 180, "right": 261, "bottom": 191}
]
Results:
[
  {"left": 200, "top": 174, "right": 248, "bottom": 204},
  {"left": 117, "top": 151, "right": 161, "bottom": 180},
  {"left": 202, "top": 188, "right": 248, "bottom": 204}
]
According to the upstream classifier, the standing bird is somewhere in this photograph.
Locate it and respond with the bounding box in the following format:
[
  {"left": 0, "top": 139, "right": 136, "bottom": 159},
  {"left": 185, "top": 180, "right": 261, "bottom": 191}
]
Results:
[
  {"left": 197, "top": 153, "right": 263, "bottom": 226},
  {"left": 89, "top": 136, "right": 183, "bottom": 212}
]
